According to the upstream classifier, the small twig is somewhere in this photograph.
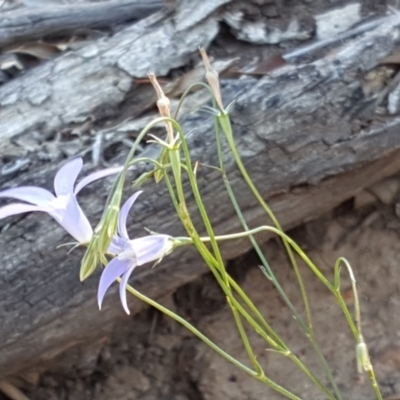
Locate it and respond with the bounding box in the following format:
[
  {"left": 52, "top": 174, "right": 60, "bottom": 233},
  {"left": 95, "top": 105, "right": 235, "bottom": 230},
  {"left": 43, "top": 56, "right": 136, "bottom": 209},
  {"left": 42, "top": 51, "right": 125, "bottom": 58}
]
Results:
[{"left": 0, "top": 381, "right": 30, "bottom": 400}]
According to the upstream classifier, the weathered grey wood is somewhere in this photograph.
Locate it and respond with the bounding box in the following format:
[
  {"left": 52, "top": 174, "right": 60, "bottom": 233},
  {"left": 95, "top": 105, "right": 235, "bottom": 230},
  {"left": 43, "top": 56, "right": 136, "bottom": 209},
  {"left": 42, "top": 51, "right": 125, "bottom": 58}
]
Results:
[
  {"left": 2, "top": 11, "right": 400, "bottom": 378},
  {"left": 0, "top": 7, "right": 220, "bottom": 144},
  {"left": 0, "top": 0, "right": 165, "bottom": 48}
]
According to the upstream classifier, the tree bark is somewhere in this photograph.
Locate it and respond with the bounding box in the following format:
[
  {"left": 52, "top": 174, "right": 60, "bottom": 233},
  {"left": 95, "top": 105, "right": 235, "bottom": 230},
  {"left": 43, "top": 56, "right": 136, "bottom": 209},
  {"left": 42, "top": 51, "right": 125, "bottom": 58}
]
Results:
[{"left": 1, "top": 9, "right": 400, "bottom": 378}]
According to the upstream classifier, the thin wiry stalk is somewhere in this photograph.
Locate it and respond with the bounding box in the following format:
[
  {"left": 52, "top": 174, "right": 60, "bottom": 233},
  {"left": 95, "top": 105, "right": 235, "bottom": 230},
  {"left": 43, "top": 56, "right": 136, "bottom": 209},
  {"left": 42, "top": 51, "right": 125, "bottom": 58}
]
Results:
[
  {"left": 213, "top": 111, "right": 341, "bottom": 399},
  {"left": 161, "top": 118, "right": 336, "bottom": 399},
  {"left": 122, "top": 280, "right": 303, "bottom": 400}
]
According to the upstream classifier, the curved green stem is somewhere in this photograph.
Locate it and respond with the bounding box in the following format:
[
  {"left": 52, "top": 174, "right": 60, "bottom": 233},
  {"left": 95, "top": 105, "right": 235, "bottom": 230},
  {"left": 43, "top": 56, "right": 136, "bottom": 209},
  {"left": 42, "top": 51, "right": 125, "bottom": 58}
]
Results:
[
  {"left": 228, "top": 297, "right": 265, "bottom": 376},
  {"left": 122, "top": 283, "right": 252, "bottom": 374},
  {"left": 126, "top": 115, "right": 338, "bottom": 399},
  {"left": 156, "top": 131, "right": 334, "bottom": 399},
  {"left": 334, "top": 258, "right": 382, "bottom": 399},
  {"left": 218, "top": 113, "right": 313, "bottom": 330},
  {"left": 159, "top": 148, "right": 270, "bottom": 377},
  {"left": 199, "top": 226, "right": 361, "bottom": 338},
  {"left": 121, "top": 283, "right": 301, "bottom": 400},
  {"left": 214, "top": 112, "right": 342, "bottom": 399},
  {"left": 173, "top": 82, "right": 214, "bottom": 120},
  {"left": 150, "top": 121, "right": 330, "bottom": 398}
]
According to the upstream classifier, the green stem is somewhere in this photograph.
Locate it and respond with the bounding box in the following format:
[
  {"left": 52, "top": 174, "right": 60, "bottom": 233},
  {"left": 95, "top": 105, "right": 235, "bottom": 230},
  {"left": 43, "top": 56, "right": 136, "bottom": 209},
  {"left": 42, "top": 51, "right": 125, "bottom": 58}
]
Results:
[
  {"left": 333, "top": 258, "right": 360, "bottom": 339},
  {"left": 167, "top": 124, "right": 291, "bottom": 351},
  {"left": 162, "top": 150, "right": 274, "bottom": 378},
  {"left": 228, "top": 297, "right": 265, "bottom": 376},
  {"left": 168, "top": 142, "right": 262, "bottom": 378},
  {"left": 334, "top": 259, "right": 382, "bottom": 399},
  {"left": 218, "top": 113, "right": 312, "bottom": 330},
  {"left": 215, "top": 113, "right": 342, "bottom": 399},
  {"left": 174, "top": 126, "right": 230, "bottom": 289},
  {"left": 288, "top": 353, "right": 334, "bottom": 400},
  {"left": 161, "top": 142, "right": 333, "bottom": 400},
  {"left": 121, "top": 281, "right": 254, "bottom": 376},
  {"left": 107, "top": 116, "right": 171, "bottom": 205},
  {"left": 121, "top": 283, "right": 301, "bottom": 399},
  {"left": 173, "top": 82, "right": 214, "bottom": 120},
  {"left": 205, "top": 226, "right": 372, "bottom": 356},
  {"left": 222, "top": 285, "right": 334, "bottom": 400},
  {"left": 141, "top": 117, "right": 337, "bottom": 399},
  {"left": 157, "top": 123, "right": 329, "bottom": 398},
  {"left": 221, "top": 173, "right": 339, "bottom": 393},
  {"left": 368, "top": 368, "right": 383, "bottom": 400}
]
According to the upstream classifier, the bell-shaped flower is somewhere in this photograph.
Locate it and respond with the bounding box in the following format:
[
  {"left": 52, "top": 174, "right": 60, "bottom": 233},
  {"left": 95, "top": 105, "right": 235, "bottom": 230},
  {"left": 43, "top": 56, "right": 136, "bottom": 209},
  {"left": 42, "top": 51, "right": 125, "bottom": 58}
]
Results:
[
  {"left": 0, "top": 158, "right": 122, "bottom": 244},
  {"left": 98, "top": 191, "right": 174, "bottom": 314}
]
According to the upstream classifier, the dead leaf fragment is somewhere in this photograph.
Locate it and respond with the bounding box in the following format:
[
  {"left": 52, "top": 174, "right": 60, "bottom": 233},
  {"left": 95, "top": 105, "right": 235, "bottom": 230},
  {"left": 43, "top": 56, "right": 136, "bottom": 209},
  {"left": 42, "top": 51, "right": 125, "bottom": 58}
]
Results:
[
  {"left": 7, "top": 42, "right": 61, "bottom": 60},
  {"left": 0, "top": 53, "right": 23, "bottom": 71},
  {"left": 165, "top": 57, "right": 239, "bottom": 98},
  {"left": 0, "top": 380, "right": 30, "bottom": 400},
  {"left": 226, "top": 54, "right": 287, "bottom": 77},
  {"left": 379, "top": 48, "right": 400, "bottom": 66}
]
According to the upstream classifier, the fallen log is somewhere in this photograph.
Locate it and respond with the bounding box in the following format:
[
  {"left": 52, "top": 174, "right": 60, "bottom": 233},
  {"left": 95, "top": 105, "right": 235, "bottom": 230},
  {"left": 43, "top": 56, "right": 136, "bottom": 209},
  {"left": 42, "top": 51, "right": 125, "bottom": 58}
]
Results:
[
  {"left": 1, "top": 8, "right": 400, "bottom": 379},
  {"left": 0, "top": 0, "right": 165, "bottom": 48},
  {"left": 0, "top": 6, "right": 220, "bottom": 144}
]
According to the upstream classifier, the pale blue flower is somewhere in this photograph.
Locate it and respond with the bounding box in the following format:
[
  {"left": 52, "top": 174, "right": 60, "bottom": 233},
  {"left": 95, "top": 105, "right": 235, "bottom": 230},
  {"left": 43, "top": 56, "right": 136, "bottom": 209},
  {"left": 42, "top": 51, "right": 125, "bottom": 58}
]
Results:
[
  {"left": 0, "top": 158, "right": 122, "bottom": 243},
  {"left": 98, "top": 192, "right": 173, "bottom": 314}
]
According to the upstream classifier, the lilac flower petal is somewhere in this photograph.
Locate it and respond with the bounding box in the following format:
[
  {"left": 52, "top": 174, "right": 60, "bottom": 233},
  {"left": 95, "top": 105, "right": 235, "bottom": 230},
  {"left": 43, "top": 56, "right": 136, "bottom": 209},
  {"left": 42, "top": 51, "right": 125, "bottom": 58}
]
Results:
[
  {"left": 54, "top": 158, "right": 83, "bottom": 196},
  {"left": 53, "top": 194, "right": 93, "bottom": 243},
  {"left": 130, "top": 235, "right": 171, "bottom": 266},
  {"left": 0, "top": 186, "right": 54, "bottom": 206},
  {"left": 108, "top": 235, "right": 128, "bottom": 254},
  {"left": 98, "top": 258, "right": 131, "bottom": 310},
  {"left": 74, "top": 166, "right": 124, "bottom": 195},
  {"left": 0, "top": 203, "right": 47, "bottom": 219},
  {"left": 119, "top": 264, "right": 137, "bottom": 314},
  {"left": 118, "top": 191, "right": 143, "bottom": 239}
]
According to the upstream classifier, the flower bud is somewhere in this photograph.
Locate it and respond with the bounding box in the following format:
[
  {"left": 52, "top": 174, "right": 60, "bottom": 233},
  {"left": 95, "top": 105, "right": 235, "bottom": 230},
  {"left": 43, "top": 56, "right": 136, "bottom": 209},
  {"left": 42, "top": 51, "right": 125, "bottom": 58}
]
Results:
[
  {"left": 200, "top": 47, "right": 224, "bottom": 110},
  {"left": 356, "top": 341, "right": 371, "bottom": 374}
]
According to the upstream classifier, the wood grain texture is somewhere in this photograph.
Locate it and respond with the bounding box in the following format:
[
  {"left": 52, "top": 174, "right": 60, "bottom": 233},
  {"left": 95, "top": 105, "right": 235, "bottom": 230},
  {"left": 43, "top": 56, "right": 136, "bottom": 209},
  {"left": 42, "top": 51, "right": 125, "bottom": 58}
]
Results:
[
  {"left": 0, "top": 8, "right": 219, "bottom": 141},
  {"left": 1, "top": 9, "right": 400, "bottom": 377},
  {"left": 0, "top": 0, "right": 165, "bottom": 47}
]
